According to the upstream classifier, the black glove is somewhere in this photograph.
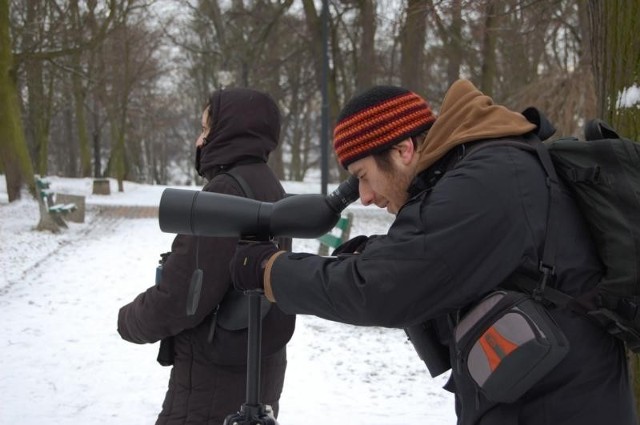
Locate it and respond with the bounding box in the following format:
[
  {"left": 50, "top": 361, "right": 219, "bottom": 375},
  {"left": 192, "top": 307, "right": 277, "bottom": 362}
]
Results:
[
  {"left": 230, "top": 241, "right": 279, "bottom": 292},
  {"left": 331, "top": 235, "right": 369, "bottom": 256}
]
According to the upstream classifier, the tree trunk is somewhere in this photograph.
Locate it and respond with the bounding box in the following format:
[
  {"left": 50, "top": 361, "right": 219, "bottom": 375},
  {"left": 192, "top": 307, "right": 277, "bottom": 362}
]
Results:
[
  {"left": 355, "top": 0, "right": 376, "bottom": 91},
  {"left": 301, "top": 0, "right": 342, "bottom": 181},
  {"left": 400, "top": 0, "right": 427, "bottom": 93},
  {"left": 0, "top": 0, "right": 34, "bottom": 201},
  {"left": 72, "top": 67, "right": 92, "bottom": 177},
  {"left": 446, "top": 0, "right": 463, "bottom": 87},
  {"left": 588, "top": 0, "right": 639, "bottom": 138},
  {"left": 92, "top": 98, "right": 103, "bottom": 178},
  {"left": 110, "top": 122, "right": 127, "bottom": 192},
  {"left": 303, "top": 0, "right": 341, "bottom": 119},
  {"left": 69, "top": 0, "right": 93, "bottom": 177},
  {"left": 588, "top": 0, "right": 640, "bottom": 412},
  {"left": 479, "top": 0, "right": 498, "bottom": 96},
  {"left": 24, "top": 0, "right": 54, "bottom": 177}
]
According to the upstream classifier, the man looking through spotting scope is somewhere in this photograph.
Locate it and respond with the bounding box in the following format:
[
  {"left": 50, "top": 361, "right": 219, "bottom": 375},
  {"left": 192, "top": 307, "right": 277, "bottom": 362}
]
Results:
[
  {"left": 229, "top": 81, "right": 636, "bottom": 424},
  {"left": 118, "top": 88, "right": 294, "bottom": 424}
]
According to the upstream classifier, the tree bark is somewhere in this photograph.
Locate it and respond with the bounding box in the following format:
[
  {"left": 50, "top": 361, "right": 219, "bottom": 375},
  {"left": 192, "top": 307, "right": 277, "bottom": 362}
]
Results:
[
  {"left": 588, "top": 0, "right": 639, "bottom": 138},
  {"left": 301, "top": 0, "right": 343, "bottom": 181},
  {"left": 70, "top": 0, "right": 93, "bottom": 177},
  {"left": 446, "top": 0, "right": 463, "bottom": 88},
  {"left": 400, "top": 0, "right": 427, "bottom": 93},
  {"left": 479, "top": 0, "right": 498, "bottom": 96},
  {"left": 355, "top": 0, "right": 376, "bottom": 91},
  {"left": 24, "top": 0, "right": 53, "bottom": 177},
  {"left": 0, "top": 0, "right": 35, "bottom": 201},
  {"left": 588, "top": 0, "right": 607, "bottom": 119},
  {"left": 587, "top": 0, "right": 640, "bottom": 412}
]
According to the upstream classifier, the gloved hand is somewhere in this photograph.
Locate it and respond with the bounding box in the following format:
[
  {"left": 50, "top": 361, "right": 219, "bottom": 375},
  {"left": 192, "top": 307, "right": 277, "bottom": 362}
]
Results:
[
  {"left": 230, "top": 241, "right": 279, "bottom": 292},
  {"left": 331, "top": 235, "right": 369, "bottom": 256}
]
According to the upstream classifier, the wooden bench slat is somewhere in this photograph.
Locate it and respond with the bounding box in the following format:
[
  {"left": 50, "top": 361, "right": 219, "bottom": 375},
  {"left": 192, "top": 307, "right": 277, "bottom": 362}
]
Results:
[
  {"left": 49, "top": 203, "right": 76, "bottom": 213},
  {"left": 36, "top": 179, "right": 51, "bottom": 189},
  {"left": 317, "top": 233, "right": 342, "bottom": 248}
]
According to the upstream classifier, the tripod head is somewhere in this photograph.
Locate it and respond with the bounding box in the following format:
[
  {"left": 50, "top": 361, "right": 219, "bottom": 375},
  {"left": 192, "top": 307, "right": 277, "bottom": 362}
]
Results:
[{"left": 223, "top": 401, "right": 278, "bottom": 425}]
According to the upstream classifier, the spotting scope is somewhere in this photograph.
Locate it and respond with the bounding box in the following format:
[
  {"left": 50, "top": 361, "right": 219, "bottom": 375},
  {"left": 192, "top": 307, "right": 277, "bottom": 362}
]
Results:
[{"left": 158, "top": 175, "right": 359, "bottom": 239}]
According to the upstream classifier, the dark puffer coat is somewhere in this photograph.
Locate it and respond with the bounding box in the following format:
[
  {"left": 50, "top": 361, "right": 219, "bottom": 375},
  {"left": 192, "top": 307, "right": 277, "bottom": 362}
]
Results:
[{"left": 118, "top": 88, "right": 295, "bottom": 425}]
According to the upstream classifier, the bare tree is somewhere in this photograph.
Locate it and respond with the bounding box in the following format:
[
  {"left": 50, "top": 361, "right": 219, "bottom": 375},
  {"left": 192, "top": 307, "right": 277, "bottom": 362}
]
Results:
[
  {"left": 502, "top": 0, "right": 596, "bottom": 137},
  {"left": 588, "top": 0, "right": 640, "bottom": 137},
  {"left": 587, "top": 0, "right": 640, "bottom": 411},
  {"left": 354, "top": 0, "right": 377, "bottom": 91},
  {"left": 0, "top": 0, "right": 34, "bottom": 201},
  {"left": 400, "top": 0, "right": 427, "bottom": 93},
  {"left": 4, "top": 0, "right": 624, "bottom": 193},
  {"left": 426, "top": 0, "right": 463, "bottom": 90},
  {"left": 88, "top": 3, "right": 167, "bottom": 191},
  {"left": 2, "top": 0, "right": 119, "bottom": 201},
  {"left": 478, "top": 0, "right": 498, "bottom": 96},
  {"left": 22, "top": 1, "right": 57, "bottom": 176},
  {"left": 68, "top": 0, "right": 96, "bottom": 177}
]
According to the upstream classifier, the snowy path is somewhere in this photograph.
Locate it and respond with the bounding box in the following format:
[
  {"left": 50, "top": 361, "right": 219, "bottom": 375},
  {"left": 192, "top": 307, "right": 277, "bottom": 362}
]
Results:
[{"left": 0, "top": 196, "right": 455, "bottom": 424}]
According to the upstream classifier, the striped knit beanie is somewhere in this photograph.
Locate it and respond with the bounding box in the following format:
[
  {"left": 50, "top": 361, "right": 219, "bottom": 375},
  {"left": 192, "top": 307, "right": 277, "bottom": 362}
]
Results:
[{"left": 333, "top": 86, "right": 436, "bottom": 169}]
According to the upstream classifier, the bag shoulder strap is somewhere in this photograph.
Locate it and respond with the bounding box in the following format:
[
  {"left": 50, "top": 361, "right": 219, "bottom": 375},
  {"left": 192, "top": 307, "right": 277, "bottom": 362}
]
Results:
[
  {"left": 208, "top": 167, "right": 272, "bottom": 339},
  {"left": 218, "top": 167, "right": 255, "bottom": 199},
  {"left": 464, "top": 136, "right": 562, "bottom": 300}
]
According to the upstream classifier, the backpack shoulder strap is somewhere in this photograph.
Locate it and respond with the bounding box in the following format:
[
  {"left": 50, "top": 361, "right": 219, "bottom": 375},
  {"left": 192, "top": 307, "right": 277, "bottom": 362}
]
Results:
[
  {"left": 218, "top": 168, "right": 255, "bottom": 199},
  {"left": 466, "top": 137, "right": 562, "bottom": 298},
  {"left": 208, "top": 166, "right": 271, "bottom": 337},
  {"left": 521, "top": 107, "right": 557, "bottom": 141},
  {"left": 584, "top": 119, "right": 620, "bottom": 141}
]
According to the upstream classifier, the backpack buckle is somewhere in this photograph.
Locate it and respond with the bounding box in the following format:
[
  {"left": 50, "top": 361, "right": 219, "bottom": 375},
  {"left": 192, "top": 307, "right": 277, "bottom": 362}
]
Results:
[{"left": 534, "top": 262, "right": 555, "bottom": 301}]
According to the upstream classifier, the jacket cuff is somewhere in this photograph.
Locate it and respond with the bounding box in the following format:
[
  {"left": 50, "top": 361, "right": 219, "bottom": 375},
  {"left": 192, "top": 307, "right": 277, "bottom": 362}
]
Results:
[{"left": 264, "top": 250, "right": 286, "bottom": 302}]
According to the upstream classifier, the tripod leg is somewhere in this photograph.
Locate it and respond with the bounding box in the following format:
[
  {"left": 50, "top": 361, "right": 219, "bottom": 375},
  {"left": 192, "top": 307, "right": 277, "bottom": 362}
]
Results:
[
  {"left": 244, "top": 291, "right": 262, "bottom": 410},
  {"left": 224, "top": 291, "right": 279, "bottom": 425}
]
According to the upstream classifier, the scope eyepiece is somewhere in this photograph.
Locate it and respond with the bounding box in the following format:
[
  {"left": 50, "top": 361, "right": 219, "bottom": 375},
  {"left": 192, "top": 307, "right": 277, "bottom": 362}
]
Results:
[{"left": 325, "top": 175, "right": 359, "bottom": 213}]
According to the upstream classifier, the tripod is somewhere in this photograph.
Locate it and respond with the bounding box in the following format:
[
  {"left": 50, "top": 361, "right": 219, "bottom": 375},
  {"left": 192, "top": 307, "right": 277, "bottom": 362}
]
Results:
[{"left": 223, "top": 290, "right": 279, "bottom": 425}]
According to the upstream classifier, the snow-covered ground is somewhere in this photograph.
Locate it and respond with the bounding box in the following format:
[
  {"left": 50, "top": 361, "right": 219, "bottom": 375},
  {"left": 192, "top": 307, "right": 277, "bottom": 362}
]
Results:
[{"left": 0, "top": 176, "right": 455, "bottom": 425}]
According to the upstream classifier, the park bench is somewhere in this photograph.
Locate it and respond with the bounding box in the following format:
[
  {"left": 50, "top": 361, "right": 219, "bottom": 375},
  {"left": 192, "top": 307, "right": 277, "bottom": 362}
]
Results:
[
  {"left": 317, "top": 212, "right": 354, "bottom": 255},
  {"left": 35, "top": 177, "right": 77, "bottom": 231}
]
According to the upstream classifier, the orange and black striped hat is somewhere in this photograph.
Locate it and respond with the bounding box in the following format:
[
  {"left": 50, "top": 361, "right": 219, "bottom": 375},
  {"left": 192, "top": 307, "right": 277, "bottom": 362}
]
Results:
[{"left": 333, "top": 86, "right": 436, "bottom": 169}]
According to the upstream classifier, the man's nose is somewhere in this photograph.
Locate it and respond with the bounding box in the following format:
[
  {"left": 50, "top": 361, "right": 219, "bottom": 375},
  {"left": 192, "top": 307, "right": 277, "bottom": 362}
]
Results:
[{"left": 359, "top": 183, "right": 374, "bottom": 206}]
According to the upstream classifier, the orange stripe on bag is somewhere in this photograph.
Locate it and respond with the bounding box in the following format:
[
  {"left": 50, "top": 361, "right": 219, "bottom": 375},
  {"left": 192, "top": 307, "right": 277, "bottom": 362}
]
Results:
[{"left": 479, "top": 326, "right": 519, "bottom": 371}]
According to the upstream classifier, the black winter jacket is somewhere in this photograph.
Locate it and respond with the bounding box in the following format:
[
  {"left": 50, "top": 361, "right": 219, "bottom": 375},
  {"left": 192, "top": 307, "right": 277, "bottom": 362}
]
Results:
[
  {"left": 263, "top": 81, "right": 636, "bottom": 424},
  {"left": 118, "top": 88, "right": 295, "bottom": 425}
]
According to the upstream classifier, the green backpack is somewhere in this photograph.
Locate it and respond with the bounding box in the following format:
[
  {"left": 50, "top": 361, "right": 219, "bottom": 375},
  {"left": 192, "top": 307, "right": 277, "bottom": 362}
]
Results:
[{"left": 510, "top": 114, "right": 640, "bottom": 352}]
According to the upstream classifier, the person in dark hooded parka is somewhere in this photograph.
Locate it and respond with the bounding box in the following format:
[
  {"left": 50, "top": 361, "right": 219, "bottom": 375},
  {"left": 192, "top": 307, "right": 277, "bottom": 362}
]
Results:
[{"left": 118, "top": 87, "right": 295, "bottom": 425}]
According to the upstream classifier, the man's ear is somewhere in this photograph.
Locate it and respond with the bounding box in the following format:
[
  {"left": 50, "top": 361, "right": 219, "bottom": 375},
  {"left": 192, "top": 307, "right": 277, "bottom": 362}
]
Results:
[{"left": 394, "top": 138, "right": 416, "bottom": 165}]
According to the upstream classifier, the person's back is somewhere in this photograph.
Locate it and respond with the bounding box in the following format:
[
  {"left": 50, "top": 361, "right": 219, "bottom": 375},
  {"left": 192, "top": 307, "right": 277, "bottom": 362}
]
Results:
[
  {"left": 429, "top": 142, "right": 633, "bottom": 424},
  {"left": 118, "top": 88, "right": 295, "bottom": 424}
]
